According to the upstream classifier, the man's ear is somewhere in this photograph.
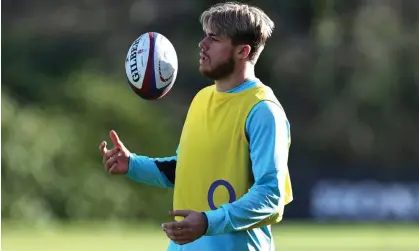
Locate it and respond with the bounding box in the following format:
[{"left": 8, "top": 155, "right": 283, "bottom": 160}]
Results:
[{"left": 236, "top": 45, "right": 251, "bottom": 60}]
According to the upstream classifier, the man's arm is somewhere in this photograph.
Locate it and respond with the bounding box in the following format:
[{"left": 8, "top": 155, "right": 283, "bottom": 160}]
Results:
[
  {"left": 203, "top": 101, "right": 291, "bottom": 235},
  {"left": 125, "top": 148, "right": 178, "bottom": 188}
]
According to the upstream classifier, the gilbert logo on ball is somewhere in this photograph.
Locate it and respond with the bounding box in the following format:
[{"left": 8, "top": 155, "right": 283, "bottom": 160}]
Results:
[{"left": 125, "top": 32, "right": 178, "bottom": 100}]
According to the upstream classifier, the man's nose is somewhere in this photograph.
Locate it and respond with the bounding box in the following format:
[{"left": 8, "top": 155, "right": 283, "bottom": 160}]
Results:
[{"left": 198, "top": 37, "right": 208, "bottom": 51}]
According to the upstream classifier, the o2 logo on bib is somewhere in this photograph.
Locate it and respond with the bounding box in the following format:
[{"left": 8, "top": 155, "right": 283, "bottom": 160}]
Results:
[{"left": 207, "top": 180, "right": 236, "bottom": 210}]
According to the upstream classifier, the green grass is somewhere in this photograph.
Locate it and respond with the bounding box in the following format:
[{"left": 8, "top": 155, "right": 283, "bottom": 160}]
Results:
[{"left": 2, "top": 221, "right": 419, "bottom": 251}]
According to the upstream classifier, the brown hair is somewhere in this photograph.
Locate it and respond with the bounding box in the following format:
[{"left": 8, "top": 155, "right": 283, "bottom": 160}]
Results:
[{"left": 200, "top": 2, "right": 275, "bottom": 64}]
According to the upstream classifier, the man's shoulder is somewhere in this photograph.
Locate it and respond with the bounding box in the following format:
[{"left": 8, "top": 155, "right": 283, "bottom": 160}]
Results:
[
  {"left": 251, "top": 100, "right": 287, "bottom": 120},
  {"left": 246, "top": 100, "right": 291, "bottom": 143},
  {"left": 252, "top": 84, "right": 278, "bottom": 101},
  {"left": 247, "top": 83, "right": 288, "bottom": 126},
  {"left": 246, "top": 83, "right": 283, "bottom": 111},
  {"left": 191, "top": 84, "right": 215, "bottom": 98},
  {"left": 187, "top": 84, "right": 215, "bottom": 109},
  {"left": 198, "top": 84, "right": 216, "bottom": 94}
]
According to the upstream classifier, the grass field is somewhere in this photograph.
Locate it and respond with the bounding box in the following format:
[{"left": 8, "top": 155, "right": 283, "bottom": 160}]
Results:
[{"left": 2, "top": 221, "right": 419, "bottom": 251}]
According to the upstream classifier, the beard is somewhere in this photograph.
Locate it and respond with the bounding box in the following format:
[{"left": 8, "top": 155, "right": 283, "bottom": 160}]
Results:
[{"left": 199, "top": 56, "right": 235, "bottom": 80}]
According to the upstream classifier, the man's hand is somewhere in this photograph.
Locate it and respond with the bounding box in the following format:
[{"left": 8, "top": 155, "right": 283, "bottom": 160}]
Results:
[
  {"left": 99, "top": 130, "right": 131, "bottom": 174},
  {"left": 162, "top": 210, "right": 208, "bottom": 245}
]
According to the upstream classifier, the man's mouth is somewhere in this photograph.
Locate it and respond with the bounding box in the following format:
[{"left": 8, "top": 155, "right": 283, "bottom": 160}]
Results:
[{"left": 200, "top": 53, "right": 209, "bottom": 62}]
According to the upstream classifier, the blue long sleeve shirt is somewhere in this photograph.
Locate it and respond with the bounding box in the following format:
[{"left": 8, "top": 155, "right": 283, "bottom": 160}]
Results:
[{"left": 127, "top": 80, "right": 291, "bottom": 250}]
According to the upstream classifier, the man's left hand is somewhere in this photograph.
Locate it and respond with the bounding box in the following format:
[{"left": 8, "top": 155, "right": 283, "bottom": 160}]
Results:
[{"left": 162, "top": 210, "right": 208, "bottom": 245}]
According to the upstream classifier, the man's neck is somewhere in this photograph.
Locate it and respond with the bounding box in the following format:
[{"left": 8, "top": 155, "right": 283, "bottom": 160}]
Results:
[{"left": 215, "top": 64, "right": 256, "bottom": 92}]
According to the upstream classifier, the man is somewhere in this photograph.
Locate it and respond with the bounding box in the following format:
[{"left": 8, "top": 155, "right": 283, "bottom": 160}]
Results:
[{"left": 99, "top": 2, "right": 293, "bottom": 251}]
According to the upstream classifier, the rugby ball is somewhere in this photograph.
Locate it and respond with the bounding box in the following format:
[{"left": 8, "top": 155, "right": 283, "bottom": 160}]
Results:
[{"left": 125, "top": 32, "right": 178, "bottom": 100}]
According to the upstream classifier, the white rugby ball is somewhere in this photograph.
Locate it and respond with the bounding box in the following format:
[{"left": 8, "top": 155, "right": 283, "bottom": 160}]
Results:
[{"left": 125, "top": 32, "right": 178, "bottom": 100}]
